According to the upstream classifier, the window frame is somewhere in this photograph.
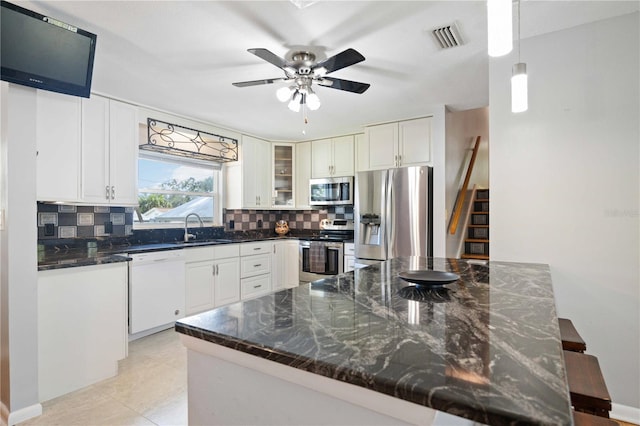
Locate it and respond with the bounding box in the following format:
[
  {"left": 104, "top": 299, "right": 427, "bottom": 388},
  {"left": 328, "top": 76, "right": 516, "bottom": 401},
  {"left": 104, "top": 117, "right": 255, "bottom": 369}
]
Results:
[{"left": 134, "top": 150, "right": 223, "bottom": 229}]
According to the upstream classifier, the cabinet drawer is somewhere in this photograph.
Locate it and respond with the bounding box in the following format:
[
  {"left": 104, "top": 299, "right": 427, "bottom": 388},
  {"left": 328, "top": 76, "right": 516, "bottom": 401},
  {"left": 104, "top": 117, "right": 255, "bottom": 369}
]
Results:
[
  {"left": 240, "top": 241, "right": 271, "bottom": 256},
  {"left": 344, "top": 243, "right": 355, "bottom": 255},
  {"left": 214, "top": 243, "right": 240, "bottom": 259},
  {"left": 241, "top": 274, "right": 271, "bottom": 299},
  {"left": 240, "top": 254, "right": 271, "bottom": 278},
  {"left": 185, "top": 246, "right": 215, "bottom": 263}
]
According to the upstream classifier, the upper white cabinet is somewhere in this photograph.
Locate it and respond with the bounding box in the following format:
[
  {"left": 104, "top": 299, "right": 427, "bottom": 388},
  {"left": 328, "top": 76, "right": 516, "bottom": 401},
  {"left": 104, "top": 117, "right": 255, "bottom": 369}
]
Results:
[
  {"left": 354, "top": 133, "right": 368, "bottom": 172},
  {"left": 36, "top": 90, "right": 82, "bottom": 202},
  {"left": 365, "top": 117, "right": 432, "bottom": 170},
  {"left": 272, "top": 144, "right": 295, "bottom": 208},
  {"left": 295, "top": 141, "right": 311, "bottom": 208},
  {"left": 35, "top": 91, "right": 138, "bottom": 205},
  {"left": 82, "top": 95, "right": 138, "bottom": 205},
  {"left": 311, "top": 135, "right": 354, "bottom": 178},
  {"left": 241, "top": 135, "right": 271, "bottom": 208}
]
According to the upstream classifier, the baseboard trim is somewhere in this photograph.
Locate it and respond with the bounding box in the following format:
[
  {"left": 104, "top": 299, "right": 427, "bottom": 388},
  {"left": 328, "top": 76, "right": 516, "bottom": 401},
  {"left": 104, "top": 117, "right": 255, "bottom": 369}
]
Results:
[
  {"left": 6, "top": 403, "right": 43, "bottom": 425},
  {"left": 612, "top": 403, "right": 640, "bottom": 424}
]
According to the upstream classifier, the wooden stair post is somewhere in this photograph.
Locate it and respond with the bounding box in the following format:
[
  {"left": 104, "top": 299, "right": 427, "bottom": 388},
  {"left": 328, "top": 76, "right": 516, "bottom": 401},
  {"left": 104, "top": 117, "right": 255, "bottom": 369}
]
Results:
[{"left": 461, "top": 189, "right": 489, "bottom": 260}]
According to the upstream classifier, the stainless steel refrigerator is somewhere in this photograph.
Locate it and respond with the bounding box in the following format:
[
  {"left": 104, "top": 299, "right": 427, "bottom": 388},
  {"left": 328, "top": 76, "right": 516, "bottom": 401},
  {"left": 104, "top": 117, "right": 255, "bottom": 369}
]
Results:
[{"left": 354, "top": 166, "right": 433, "bottom": 262}]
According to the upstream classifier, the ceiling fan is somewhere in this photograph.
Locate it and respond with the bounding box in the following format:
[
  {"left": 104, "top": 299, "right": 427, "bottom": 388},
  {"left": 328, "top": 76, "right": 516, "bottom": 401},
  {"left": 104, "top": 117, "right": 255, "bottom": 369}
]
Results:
[{"left": 232, "top": 48, "right": 370, "bottom": 113}]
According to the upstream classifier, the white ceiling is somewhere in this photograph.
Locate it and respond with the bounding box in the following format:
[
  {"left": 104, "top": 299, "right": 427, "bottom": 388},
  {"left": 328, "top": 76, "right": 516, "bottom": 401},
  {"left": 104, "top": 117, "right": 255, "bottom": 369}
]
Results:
[{"left": 22, "top": 0, "right": 639, "bottom": 141}]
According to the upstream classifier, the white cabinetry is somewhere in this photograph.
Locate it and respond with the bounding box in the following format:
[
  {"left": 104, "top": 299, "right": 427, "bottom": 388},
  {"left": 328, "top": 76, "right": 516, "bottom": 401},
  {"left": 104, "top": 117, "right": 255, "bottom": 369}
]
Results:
[
  {"left": 344, "top": 242, "right": 355, "bottom": 272},
  {"left": 240, "top": 241, "right": 272, "bottom": 299},
  {"left": 272, "top": 144, "right": 295, "bottom": 207},
  {"left": 35, "top": 91, "right": 138, "bottom": 205},
  {"left": 185, "top": 244, "right": 240, "bottom": 315},
  {"left": 295, "top": 141, "right": 311, "bottom": 208},
  {"left": 354, "top": 133, "right": 368, "bottom": 172},
  {"left": 38, "top": 263, "right": 128, "bottom": 402},
  {"left": 272, "top": 240, "right": 300, "bottom": 290},
  {"left": 365, "top": 117, "right": 431, "bottom": 170},
  {"left": 241, "top": 135, "right": 272, "bottom": 208},
  {"left": 311, "top": 135, "right": 354, "bottom": 178},
  {"left": 81, "top": 95, "right": 138, "bottom": 205},
  {"left": 36, "top": 90, "right": 81, "bottom": 202}
]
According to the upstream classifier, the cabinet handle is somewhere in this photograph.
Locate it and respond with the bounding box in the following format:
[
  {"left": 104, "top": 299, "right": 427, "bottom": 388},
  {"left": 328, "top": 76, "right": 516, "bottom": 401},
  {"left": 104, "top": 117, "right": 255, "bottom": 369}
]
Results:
[
  {"left": 174, "top": 309, "right": 180, "bottom": 316},
  {"left": 111, "top": 186, "right": 115, "bottom": 200},
  {"left": 253, "top": 247, "right": 261, "bottom": 251},
  {"left": 398, "top": 155, "right": 402, "bottom": 166},
  {"left": 254, "top": 264, "right": 262, "bottom": 267},
  {"left": 253, "top": 284, "right": 262, "bottom": 289},
  {"left": 105, "top": 185, "right": 110, "bottom": 200}
]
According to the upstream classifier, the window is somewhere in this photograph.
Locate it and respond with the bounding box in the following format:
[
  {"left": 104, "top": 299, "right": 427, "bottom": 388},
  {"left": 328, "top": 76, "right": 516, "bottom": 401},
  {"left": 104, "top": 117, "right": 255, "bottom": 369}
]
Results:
[{"left": 135, "top": 152, "right": 221, "bottom": 227}]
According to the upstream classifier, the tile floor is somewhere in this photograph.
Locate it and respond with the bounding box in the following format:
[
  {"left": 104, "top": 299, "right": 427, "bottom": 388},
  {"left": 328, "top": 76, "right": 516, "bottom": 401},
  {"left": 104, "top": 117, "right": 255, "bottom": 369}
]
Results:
[{"left": 20, "top": 329, "right": 187, "bottom": 426}]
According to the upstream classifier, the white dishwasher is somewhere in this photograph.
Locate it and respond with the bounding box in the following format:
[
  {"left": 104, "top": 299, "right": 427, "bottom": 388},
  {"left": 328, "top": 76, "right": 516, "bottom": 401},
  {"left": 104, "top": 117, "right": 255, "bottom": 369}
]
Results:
[{"left": 128, "top": 250, "right": 186, "bottom": 337}]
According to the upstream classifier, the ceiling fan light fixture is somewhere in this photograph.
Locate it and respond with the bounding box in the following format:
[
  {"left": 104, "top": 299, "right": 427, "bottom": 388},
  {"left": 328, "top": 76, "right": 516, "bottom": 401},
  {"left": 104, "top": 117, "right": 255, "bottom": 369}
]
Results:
[
  {"left": 288, "top": 91, "right": 302, "bottom": 112},
  {"left": 307, "top": 92, "right": 321, "bottom": 111},
  {"left": 276, "top": 86, "right": 294, "bottom": 102}
]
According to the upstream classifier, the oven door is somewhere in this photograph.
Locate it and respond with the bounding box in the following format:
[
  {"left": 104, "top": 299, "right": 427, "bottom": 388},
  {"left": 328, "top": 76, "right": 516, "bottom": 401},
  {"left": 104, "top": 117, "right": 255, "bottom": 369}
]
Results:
[
  {"left": 299, "top": 241, "right": 344, "bottom": 283},
  {"left": 309, "top": 177, "right": 353, "bottom": 206}
]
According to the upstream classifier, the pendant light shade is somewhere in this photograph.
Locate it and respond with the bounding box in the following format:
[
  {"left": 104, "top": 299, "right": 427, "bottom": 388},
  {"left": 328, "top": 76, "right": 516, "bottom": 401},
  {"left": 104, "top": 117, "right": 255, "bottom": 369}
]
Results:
[
  {"left": 288, "top": 91, "right": 302, "bottom": 112},
  {"left": 511, "top": 62, "right": 528, "bottom": 113},
  {"left": 487, "top": 0, "right": 513, "bottom": 57},
  {"left": 276, "top": 86, "right": 294, "bottom": 102}
]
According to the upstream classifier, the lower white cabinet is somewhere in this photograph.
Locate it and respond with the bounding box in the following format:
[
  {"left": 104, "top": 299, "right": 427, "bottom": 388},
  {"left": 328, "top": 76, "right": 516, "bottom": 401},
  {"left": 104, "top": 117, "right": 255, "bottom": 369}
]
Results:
[
  {"left": 185, "top": 244, "right": 240, "bottom": 315},
  {"left": 240, "top": 241, "right": 272, "bottom": 299},
  {"left": 38, "top": 263, "right": 128, "bottom": 402},
  {"left": 272, "top": 240, "right": 300, "bottom": 290},
  {"left": 344, "top": 242, "right": 355, "bottom": 273}
]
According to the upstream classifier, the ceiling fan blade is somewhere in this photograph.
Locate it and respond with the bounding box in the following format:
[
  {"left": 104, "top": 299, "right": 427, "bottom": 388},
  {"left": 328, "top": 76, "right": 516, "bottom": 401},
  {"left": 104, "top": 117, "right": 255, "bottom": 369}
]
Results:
[
  {"left": 314, "top": 48, "right": 365, "bottom": 75},
  {"left": 232, "top": 77, "right": 286, "bottom": 87},
  {"left": 319, "top": 77, "right": 370, "bottom": 94},
  {"left": 247, "top": 48, "right": 289, "bottom": 70}
]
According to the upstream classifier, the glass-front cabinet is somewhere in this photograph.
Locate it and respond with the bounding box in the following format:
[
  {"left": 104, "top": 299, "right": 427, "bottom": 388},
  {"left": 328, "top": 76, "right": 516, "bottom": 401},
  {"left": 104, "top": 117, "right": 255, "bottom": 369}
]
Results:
[{"left": 272, "top": 144, "right": 295, "bottom": 207}]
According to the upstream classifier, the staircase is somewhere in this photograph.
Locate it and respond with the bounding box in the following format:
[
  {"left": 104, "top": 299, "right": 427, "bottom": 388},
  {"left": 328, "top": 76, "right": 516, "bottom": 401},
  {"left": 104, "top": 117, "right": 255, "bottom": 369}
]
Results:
[{"left": 461, "top": 189, "right": 489, "bottom": 260}]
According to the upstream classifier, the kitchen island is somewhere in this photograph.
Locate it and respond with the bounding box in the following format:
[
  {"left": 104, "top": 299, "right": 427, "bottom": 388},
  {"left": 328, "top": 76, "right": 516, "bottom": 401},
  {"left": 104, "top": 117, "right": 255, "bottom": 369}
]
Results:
[{"left": 175, "top": 257, "right": 573, "bottom": 425}]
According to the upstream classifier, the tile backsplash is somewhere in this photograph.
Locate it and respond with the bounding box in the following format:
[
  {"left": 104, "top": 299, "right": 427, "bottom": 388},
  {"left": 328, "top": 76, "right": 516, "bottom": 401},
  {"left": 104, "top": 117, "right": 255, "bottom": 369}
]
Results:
[
  {"left": 224, "top": 205, "right": 354, "bottom": 231},
  {"left": 37, "top": 203, "right": 134, "bottom": 239}
]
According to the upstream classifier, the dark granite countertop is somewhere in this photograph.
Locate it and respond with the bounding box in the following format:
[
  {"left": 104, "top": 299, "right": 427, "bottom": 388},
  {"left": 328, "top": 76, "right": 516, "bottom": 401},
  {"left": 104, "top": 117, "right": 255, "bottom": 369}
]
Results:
[
  {"left": 175, "top": 257, "right": 572, "bottom": 425},
  {"left": 37, "top": 234, "right": 305, "bottom": 271}
]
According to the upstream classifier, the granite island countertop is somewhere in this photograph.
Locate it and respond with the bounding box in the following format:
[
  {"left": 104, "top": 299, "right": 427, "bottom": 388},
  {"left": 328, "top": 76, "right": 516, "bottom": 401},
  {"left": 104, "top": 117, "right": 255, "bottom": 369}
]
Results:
[{"left": 175, "top": 257, "right": 573, "bottom": 425}]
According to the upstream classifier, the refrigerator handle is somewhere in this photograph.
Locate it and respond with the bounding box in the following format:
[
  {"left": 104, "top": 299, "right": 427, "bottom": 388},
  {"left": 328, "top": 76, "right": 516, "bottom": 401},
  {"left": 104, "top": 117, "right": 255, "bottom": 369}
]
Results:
[{"left": 385, "top": 169, "right": 394, "bottom": 258}]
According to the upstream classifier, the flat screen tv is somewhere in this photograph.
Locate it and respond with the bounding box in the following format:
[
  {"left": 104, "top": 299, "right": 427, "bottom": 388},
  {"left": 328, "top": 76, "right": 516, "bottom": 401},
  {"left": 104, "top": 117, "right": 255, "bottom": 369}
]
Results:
[{"left": 1, "top": 0, "right": 97, "bottom": 98}]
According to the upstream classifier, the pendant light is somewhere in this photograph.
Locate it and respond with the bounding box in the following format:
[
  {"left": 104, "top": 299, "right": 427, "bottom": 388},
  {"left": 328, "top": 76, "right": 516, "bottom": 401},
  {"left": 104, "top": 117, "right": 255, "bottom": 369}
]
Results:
[
  {"left": 487, "top": 0, "right": 512, "bottom": 57},
  {"left": 511, "top": 0, "right": 528, "bottom": 113}
]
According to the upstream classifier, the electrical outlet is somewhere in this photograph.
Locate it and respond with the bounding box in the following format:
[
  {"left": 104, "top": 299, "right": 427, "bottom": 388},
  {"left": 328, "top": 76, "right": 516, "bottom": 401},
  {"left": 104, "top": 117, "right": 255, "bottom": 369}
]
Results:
[
  {"left": 229, "top": 220, "right": 234, "bottom": 230},
  {"left": 104, "top": 221, "right": 113, "bottom": 234},
  {"left": 257, "top": 219, "right": 263, "bottom": 228},
  {"left": 44, "top": 223, "right": 55, "bottom": 236}
]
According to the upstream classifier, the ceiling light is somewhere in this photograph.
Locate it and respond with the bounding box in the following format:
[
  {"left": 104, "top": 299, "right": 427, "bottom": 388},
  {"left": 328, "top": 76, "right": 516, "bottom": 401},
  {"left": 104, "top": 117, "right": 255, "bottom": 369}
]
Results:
[
  {"left": 306, "top": 89, "right": 321, "bottom": 111},
  {"left": 511, "top": 63, "right": 527, "bottom": 112},
  {"left": 288, "top": 91, "right": 302, "bottom": 112},
  {"left": 487, "top": 0, "right": 512, "bottom": 57},
  {"left": 511, "top": 1, "right": 528, "bottom": 113},
  {"left": 276, "top": 86, "right": 294, "bottom": 102}
]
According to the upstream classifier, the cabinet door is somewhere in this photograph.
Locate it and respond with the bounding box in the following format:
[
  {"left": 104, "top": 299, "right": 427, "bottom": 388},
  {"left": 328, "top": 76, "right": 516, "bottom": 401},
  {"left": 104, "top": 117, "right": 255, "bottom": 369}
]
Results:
[
  {"left": 283, "top": 240, "right": 300, "bottom": 288},
  {"left": 214, "top": 257, "right": 241, "bottom": 307},
  {"left": 242, "top": 135, "right": 271, "bottom": 208},
  {"left": 367, "top": 123, "right": 398, "bottom": 170},
  {"left": 354, "top": 133, "right": 369, "bottom": 172},
  {"left": 109, "top": 100, "right": 138, "bottom": 205},
  {"left": 185, "top": 262, "right": 215, "bottom": 315},
  {"left": 36, "top": 91, "right": 81, "bottom": 202},
  {"left": 311, "top": 138, "right": 332, "bottom": 178},
  {"left": 81, "top": 95, "right": 110, "bottom": 203},
  {"left": 272, "top": 144, "right": 294, "bottom": 207},
  {"left": 399, "top": 117, "right": 431, "bottom": 166},
  {"left": 331, "top": 135, "right": 354, "bottom": 177},
  {"left": 295, "top": 141, "right": 311, "bottom": 208}
]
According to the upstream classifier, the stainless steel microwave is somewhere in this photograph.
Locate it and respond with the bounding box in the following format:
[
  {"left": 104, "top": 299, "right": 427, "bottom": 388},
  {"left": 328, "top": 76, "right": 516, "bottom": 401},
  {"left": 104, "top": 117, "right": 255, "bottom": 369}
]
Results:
[{"left": 309, "top": 176, "right": 354, "bottom": 206}]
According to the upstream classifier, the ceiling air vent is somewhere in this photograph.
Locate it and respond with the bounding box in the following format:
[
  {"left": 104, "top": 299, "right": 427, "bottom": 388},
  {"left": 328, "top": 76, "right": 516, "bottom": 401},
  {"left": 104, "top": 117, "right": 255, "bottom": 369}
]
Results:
[{"left": 432, "top": 22, "right": 464, "bottom": 49}]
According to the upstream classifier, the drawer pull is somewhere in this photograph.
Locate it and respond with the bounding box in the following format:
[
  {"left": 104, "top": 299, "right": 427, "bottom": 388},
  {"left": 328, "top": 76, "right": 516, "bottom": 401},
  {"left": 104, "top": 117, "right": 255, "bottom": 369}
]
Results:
[
  {"left": 253, "top": 247, "right": 261, "bottom": 251},
  {"left": 254, "top": 264, "right": 262, "bottom": 267},
  {"left": 253, "top": 284, "right": 262, "bottom": 289}
]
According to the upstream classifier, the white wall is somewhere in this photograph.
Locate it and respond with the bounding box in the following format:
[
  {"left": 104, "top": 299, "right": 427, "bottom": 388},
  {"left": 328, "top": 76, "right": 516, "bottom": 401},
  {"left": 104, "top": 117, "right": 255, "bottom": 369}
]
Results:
[
  {"left": 0, "top": 83, "right": 41, "bottom": 424},
  {"left": 490, "top": 12, "right": 639, "bottom": 413}
]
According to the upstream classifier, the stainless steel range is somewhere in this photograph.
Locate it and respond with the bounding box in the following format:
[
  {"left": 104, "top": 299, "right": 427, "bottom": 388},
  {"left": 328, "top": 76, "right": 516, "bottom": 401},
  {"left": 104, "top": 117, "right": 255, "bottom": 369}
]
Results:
[{"left": 299, "top": 219, "right": 354, "bottom": 283}]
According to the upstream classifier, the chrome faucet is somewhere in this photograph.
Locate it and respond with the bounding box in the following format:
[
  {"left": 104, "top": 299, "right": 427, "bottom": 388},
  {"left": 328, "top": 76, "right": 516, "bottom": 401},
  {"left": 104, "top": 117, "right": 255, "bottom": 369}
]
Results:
[{"left": 184, "top": 213, "right": 204, "bottom": 242}]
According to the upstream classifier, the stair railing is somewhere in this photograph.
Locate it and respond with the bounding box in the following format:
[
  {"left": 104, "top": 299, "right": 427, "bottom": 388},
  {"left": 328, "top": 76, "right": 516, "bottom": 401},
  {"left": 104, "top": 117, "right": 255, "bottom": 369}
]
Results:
[{"left": 449, "top": 136, "right": 482, "bottom": 235}]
